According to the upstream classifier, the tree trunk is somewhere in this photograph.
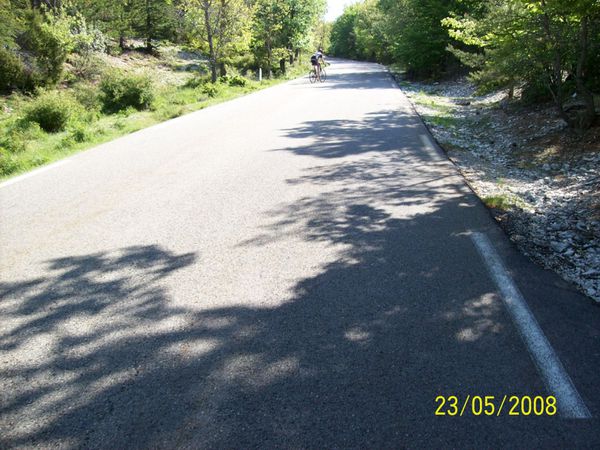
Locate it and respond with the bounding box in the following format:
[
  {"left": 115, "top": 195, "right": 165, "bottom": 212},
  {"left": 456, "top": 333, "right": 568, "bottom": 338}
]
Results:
[
  {"left": 209, "top": 59, "right": 217, "bottom": 83},
  {"left": 203, "top": 5, "right": 218, "bottom": 83},
  {"left": 266, "top": 41, "right": 273, "bottom": 79},
  {"left": 219, "top": 62, "right": 226, "bottom": 78},
  {"left": 280, "top": 59, "right": 286, "bottom": 75},
  {"left": 145, "top": 0, "right": 152, "bottom": 52},
  {"left": 540, "top": 2, "right": 570, "bottom": 125},
  {"left": 574, "top": 16, "right": 595, "bottom": 130}
]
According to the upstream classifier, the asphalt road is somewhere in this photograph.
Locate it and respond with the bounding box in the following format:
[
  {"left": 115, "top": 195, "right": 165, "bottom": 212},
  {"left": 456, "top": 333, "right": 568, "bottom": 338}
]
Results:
[{"left": 1, "top": 60, "right": 599, "bottom": 449}]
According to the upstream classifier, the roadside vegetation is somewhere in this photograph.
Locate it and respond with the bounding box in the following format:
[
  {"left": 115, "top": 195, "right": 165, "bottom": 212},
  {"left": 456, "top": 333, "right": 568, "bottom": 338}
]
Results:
[
  {"left": 329, "top": 0, "right": 600, "bottom": 132},
  {"left": 0, "top": 0, "right": 326, "bottom": 179}
]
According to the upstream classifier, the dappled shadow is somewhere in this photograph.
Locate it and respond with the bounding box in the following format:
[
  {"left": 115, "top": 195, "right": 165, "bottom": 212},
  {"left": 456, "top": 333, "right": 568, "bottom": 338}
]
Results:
[
  {"left": 1, "top": 207, "right": 524, "bottom": 448},
  {"left": 2, "top": 107, "right": 596, "bottom": 448},
  {"left": 275, "top": 110, "right": 430, "bottom": 160}
]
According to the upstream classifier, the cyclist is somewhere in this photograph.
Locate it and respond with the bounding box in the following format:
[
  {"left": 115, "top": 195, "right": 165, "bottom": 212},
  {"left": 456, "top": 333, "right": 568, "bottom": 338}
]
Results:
[{"left": 310, "top": 48, "right": 326, "bottom": 82}]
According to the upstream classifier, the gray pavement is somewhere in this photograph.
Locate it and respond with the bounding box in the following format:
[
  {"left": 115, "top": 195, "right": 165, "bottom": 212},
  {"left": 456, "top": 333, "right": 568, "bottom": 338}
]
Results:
[{"left": 1, "top": 60, "right": 599, "bottom": 448}]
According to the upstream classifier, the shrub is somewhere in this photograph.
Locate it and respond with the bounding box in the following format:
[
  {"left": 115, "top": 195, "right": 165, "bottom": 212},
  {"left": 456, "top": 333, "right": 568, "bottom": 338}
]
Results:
[
  {"left": 24, "top": 90, "right": 78, "bottom": 132},
  {"left": 219, "top": 74, "right": 247, "bottom": 87},
  {"left": 69, "top": 14, "right": 107, "bottom": 55},
  {"left": 0, "top": 118, "right": 45, "bottom": 154},
  {"left": 72, "top": 82, "right": 102, "bottom": 112},
  {"left": 67, "top": 53, "right": 106, "bottom": 80},
  {"left": 201, "top": 83, "right": 220, "bottom": 98},
  {"left": 24, "top": 12, "right": 72, "bottom": 85},
  {"left": 521, "top": 80, "right": 554, "bottom": 105},
  {"left": 0, "top": 148, "right": 20, "bottom": 176},
  {"left": 184, "top": 74, "right": 212, "bottom": 88},
  {"left": 100, "top": 70, "right": 155, "bottom": 113},
  {"left": 0, "top": 48, "right": 24, "bottom": 93},
  {"left": 68, "top": 122, "right": 92, "bottom": 143}
]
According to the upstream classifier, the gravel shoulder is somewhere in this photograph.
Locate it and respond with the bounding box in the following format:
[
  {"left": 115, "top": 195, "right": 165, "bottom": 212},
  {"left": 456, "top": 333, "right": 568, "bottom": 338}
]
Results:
[{"left": 397, "top": 77, "right": 600, "bottom": 304}]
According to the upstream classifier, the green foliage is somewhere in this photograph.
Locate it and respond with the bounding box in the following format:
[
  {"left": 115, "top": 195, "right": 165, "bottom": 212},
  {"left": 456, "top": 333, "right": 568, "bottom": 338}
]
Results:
[
  {"left": 0, "top": 0, "right": 26, "bottom": 50},
  {"left": 0, "top": 47, "right": 32, "bottom": 93},
  {"left": 184, "top": 0, "right": 253, "bottom": 81},
  {"left": 483, "top": 194, "right": 523, "bottom": 211},
  {"left": 67, "top": 53, "right": 107, "bottom": 80},
  {"left": 184, "top": 74, "right": 212, "bottom": 88},
  {"left": 329, "top": 5, "right": 360, "bottom": 58},
  {"left": 24, "top": 90, "right": 80, "bottom": 132},
  {"left": 329, "top": 0, "right": 482, "bottom": 78},
  {"left": 100, "top": 70, "right": 155, "bottom": 113},
  {"left": 66, "top": 9, "right": 108, "bottom": 55},
  {"left": 445, "top": 0, "right": 600, "bottom": 129},
  {"left": 0, "top": 147, "right": 20, "bottom": 176},
  {"left": 329, "top": 0, "right": 387, "bottom": 62},
  {"left": 68, "top": 121, "right": 92, "bottom": 143},
  {"left": 72, "top": 82, "right": 102, "bottom": 112},
  {"left": 23, "top": 11, "right": 74, "bottom": 85},
  {"left": 201, "top": 83, "right": 220, "bottom": 98},
  {"left": 251, "top": 0, "right": 324, "bottom": 78},
  {"left": 219, "top": 74, "right": 247, "bottom": 87}
]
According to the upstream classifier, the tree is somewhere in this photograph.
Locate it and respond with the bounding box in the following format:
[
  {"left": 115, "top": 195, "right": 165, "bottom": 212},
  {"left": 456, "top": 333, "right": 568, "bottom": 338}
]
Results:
[
  {"left": 251, "top": 0, "right": 323, "bottom": 77},
  {"left": 377, "top": 0, "right": 481, "bottom": 79},
  {"left": 281, "top": 0, "right": 325, "bottom": 66},
  {"left": 184, "top": 0, "right": 252, "bottom": 82},
  {"left": 444, "top": 0, "right": 600, "bottom": 129},
  {"left": 329, "top": 0, "right": 388, "bottom": 62},
  {"left": 329, "top": 4, "right": 360, "bottom": 59},
  {"left": 311, "top": 19, "right": 331, "bottom": 54},
  {"left": 251, "top": 0, "right": 287, "bottom": 78}
]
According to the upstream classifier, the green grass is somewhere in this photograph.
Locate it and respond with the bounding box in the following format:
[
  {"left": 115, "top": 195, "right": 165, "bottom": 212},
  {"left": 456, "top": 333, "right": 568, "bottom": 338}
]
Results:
[
  {"left": 482, "top": 193, "right": 526, "bottom": 211},
  {"left": 0, "top": 61, "right": 310, "bottom": 181},
  {"left": 423, "top": 113, "right": 458, "bottom": 128}
]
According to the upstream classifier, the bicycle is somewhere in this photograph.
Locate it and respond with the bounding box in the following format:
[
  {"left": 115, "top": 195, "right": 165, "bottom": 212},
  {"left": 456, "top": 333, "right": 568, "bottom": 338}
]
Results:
[{"left": 309, "top": 65, "right": 327, "bottom": 83}]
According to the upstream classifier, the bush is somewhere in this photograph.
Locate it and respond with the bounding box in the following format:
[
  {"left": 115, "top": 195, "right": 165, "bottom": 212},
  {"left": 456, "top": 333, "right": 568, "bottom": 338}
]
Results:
[
  {"left": 0, "top": 47, "right": 24, "bottom": 92},
  {"left": 100, "top": 70, "right": 155, "bottom": 113},
  {"left": 521, "top": 81, "right": 554, "bottom": 105},
  {"left": 184, "top": 74, "right": 212, "bottom": 88},
  {"left": 24, "top": 12, "right": 72, "bottom": 85},
  {"left": 67, "top": 122, "right": 92, "bottom": 143},
  {"left": 67, "top": 53, "right": 106, "bottom": 80},
  {"left": 72, "top": 82, "right": 102, "bottom": 112},
  {"left": 0, "top": 118, "right": 45, "bottom": 154},
  {"left": 201, "top": 83, "right": 220, "bottom": 98},
  {"left": 0, "top": 147, "right": 20, "bottom": 176},
  {"left": 0, "top": 128, "right": 28, "bottom": 154},
  {"left": 219, "top": 74, "right": 247, "bottom": 87},
  {"left": 0, "top": 47, "right": 34, "bottom": 92},
  {"left": 24, "top": 90, "right": 78, "bottom": 132}
]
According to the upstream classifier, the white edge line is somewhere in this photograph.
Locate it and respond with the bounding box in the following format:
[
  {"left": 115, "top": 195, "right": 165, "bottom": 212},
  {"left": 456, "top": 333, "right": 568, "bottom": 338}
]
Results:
[
  {"left": 419, "top": 134, "right": 443, "bottom": 161},
  {"left": 471, "top": 232, "right": 591, "bottom": 419},
  {"left": 0, "top": 160, "right": 69, "bottom": 189}
]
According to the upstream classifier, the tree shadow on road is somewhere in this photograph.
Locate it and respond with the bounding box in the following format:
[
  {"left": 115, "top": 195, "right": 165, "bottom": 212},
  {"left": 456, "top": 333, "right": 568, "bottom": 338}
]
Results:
[
  {"left": 275, "top": 110, "right": 426, "bottom": 160},
  {"left": 2, "top": 111, "right": 597, "bottom": 448}
]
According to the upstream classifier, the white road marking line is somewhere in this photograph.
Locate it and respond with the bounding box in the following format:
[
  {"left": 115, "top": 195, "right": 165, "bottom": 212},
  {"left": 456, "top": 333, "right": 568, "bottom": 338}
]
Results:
[
  {"left": 471, "top": 232, "right": 592, "bottom": 419},
  {"left": 419, "top": 134, "right": 443, "bottom": 161},
  {"left": 0, "top": 160, "right": 69, "bottom": 189}
]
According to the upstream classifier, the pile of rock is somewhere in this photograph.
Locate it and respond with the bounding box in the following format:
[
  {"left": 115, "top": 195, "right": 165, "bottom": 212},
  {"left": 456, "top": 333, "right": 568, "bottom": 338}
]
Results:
[{"left": 401, "top": 78, "right": 600, "bottom": 303}]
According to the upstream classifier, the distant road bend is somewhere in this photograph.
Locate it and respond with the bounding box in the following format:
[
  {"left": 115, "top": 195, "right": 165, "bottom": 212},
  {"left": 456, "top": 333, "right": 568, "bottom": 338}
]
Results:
[{"left": 1, "top": 60, "right": 599, "bottom": 448}]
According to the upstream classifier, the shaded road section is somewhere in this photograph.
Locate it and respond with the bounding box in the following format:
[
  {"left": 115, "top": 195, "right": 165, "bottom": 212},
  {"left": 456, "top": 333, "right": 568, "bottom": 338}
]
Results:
[{"left": 1, "top": 60, "right": 599, "bottom": 448}]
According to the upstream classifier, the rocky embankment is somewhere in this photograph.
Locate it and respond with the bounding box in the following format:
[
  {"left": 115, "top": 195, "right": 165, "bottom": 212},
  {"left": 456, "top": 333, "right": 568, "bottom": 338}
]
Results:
[{"left": 400, "top": 78, "right": 600, "bottom": 304}]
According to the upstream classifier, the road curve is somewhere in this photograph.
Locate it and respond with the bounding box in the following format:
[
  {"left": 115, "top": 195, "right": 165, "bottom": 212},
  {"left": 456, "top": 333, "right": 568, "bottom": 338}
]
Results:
[{"left": 1, "top": 60, "right": 599, "bottom": 448}]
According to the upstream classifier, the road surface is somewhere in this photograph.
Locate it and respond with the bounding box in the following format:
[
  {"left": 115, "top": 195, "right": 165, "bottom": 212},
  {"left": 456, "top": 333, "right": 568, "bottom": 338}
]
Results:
[{"left": 1, "top": 60, "right": 599, "bottom": 448}]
